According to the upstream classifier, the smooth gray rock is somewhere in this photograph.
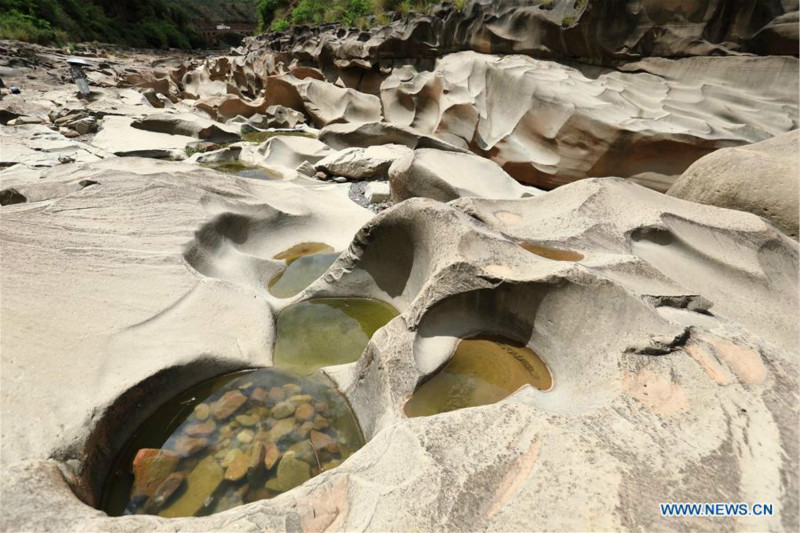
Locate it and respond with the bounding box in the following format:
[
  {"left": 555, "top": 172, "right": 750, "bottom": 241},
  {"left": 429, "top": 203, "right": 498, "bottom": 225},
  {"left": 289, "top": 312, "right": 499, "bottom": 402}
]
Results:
[
  {"left": 92, "top": 116, "right": 193, "bottom": 159},
  {"left": 315, "top": 145, "right": 410, "bottom": 181},
  {"left": 251, "top": 135, "right": 333, "bottom": 175},
  {"left": 365, "top": 182, "right": 390, "bottom": 204},
  {"left": 318, "top": 121, "right": 467, "bottom": 153},
  {"left": 389, "top": 148, "right": 541, "bottom": 202},
  {"left": 668, "top": 130, "right": 800, "bottom": 239},
  {"left": 132, "top": 112, "right": 241, "bottom": 144}
]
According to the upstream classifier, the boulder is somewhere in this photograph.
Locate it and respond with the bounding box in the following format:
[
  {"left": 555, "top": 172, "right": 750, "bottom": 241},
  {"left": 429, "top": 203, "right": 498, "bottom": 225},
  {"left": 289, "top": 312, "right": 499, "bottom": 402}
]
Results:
[
  {"left": 314, "top": 145, "right": 410, "bottom": 181},
  {"left": 668, "top": 131, "right": 800, "bottom": 239},
  {"left": 294, "top": 403, "right": 315, "bottom": 421},
  {"left": 295, "top": 161, "right": 316, "bottom": 177},
  {"left": 132, "top": 113, "right": 241, "bottom": 144},
  {"left": 389, "top": 149, "right": 541, "bottom": 202},
  {"left": 271, "top": 401, "right": 295, "bottom": 419},
  {"left": 0, "top": 94, "right": 50, "bottom": 126},
  {"left": 0, "top": 188, "right": 26, "bottom": 206},
  {"left": 141, "top": 88, "right": 168, "bottom": 109},
  {"left": 122, "top": 70, "right": 179, "bottom": 102},
  {"left": 237, "top": 107, "right": 307, "bottom": 131},
  {"left": 269, "top": 418, "right": 295, "bottom": 442},
  {"left": 187, "top": 146, "right": 243, "bottom": 165},
  {"left": 224, "top": 452, "right": 250, "bottom": 482},
  {"left": 171, "top": 436, "right": 208, "bottom": 456},
  {"left": 318, "top": 121, "right": 466, "bottom": 153},
  {"left": 210, "top": 390, "right": 247, "bottom": 420},
  {"left": 260, "top": 105, "right": 306, "bottom": 129},
  {"left": 148, "top": 472, "right": 185, "bottom": 507},
  {"left": 8, "top": 116, "right": 44, "bottom": 125},
  {"left": 181, "top": 68, "right": 228, "bottom": 100},
  {"left": 264, "top": 442, "right": 281, "bottom": 470},
  {"left": 251, "top": 135, "right": 333, "bottom": 173},
  {"left": 265, "top": 74, "right": 382, "bottom": 128},
  {"left": 72, "top": 117, "right": 98, "bottom": 135},
  {"left": 195, "top": 94, "right": 268, "bottom": 123},
  {"left": 365, "top": 182, "right": 390, "bottom": 204},
  {"left": 186, "top": 141, "right": 221, "bottom": 154}
]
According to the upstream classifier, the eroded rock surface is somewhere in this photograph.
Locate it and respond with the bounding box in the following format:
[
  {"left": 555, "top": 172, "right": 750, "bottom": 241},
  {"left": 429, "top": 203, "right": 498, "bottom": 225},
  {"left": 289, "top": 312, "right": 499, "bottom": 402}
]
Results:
[
  {"left": 379, "top": 52, "right": 798, "bottom": 189},
  {"left": 0, "top": 6, "right": 798, "bottom": 531},
  {"left": 132, "top": 112, "right": 241, "bottom": 144},
  {"left": 246, "top": 0, "right": 799, "bottom": 69},
  {"left": 389, "top": 148, "right": 539, "bottom": 202},
  {"left": 112, "top": 38, "right": 799, "bottom": 191},
  {"left": 1, "top": 159, "right": 797, "bottom": 531}
]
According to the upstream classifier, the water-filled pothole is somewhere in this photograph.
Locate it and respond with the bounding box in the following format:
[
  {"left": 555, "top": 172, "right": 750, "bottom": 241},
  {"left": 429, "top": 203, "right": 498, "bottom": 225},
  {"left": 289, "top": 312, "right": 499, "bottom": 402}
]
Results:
[
  {"left": 202, "top": 161, "right": 279, "bottom": 181},
  {"left": 269, "top": 243, "right": 340, "bottom": 298},
  {"left": 404, "top": 335, "right": 552, "bottom": 417},
  {"left": 102, "top": 368, "right": 364, "bottom": 518},
  {"left": 518, "top": 242, "right": 584, "bottom": 261},
  {"left": 274, "top": 298, "right": 399, "bottom": 375}
]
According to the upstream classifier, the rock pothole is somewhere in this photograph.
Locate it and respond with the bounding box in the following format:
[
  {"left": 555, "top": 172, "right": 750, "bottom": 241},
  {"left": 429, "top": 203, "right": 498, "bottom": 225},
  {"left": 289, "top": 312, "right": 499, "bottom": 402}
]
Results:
[
  {"left": 95, "top": 290, "right": 399, "bottom": 519},
  {"left": 274, "top": 298, "right": 399, "bottom": 374},
  {"left": 102, "top": 368, "right": 364, "bottom": 518},
  {"left": 268, "top": 242, "right": 340, "bottom": 298},
  {"left": 404, "top": 335, "right": 553, "bottom": 418}
]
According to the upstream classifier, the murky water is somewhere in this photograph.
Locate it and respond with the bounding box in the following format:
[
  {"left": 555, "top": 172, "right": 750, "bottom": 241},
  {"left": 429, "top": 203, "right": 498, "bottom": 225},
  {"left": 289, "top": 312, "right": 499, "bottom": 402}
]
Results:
[
  {"left": 519, "top": 242, "right": 584, "bottom": 261},
  {"left": 103, "top": 368, "right": 364, "bottom": 518},
  {"left": 274, "top": 298, "right": 399, "bottom": 374},
  {"left": 404, "top": 336, "right": 552, "bottom": 417},
  {"left": 202, "top": 161, "right": 278, "bottom": 181},
  {"left": 269, "top": 243, "right": 340, "bottom": 298},
  {"left": 242, "top": 130, "right": 315, "bottom": 144}
]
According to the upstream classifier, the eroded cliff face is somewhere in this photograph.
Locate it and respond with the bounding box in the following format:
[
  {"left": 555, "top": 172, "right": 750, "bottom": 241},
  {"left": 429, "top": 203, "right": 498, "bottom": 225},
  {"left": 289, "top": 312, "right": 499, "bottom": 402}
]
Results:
[
  {"left": 245, "top": 0, "right": 799, "bottom": 70},
  {"left": 114, "top": 46, "right": 798, "bottom": 189}
]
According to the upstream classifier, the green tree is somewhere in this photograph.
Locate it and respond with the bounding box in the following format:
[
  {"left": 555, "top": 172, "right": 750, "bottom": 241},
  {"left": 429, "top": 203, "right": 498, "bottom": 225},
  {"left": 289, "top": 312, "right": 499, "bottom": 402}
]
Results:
[{"left": 291, "top": 0, "right": 326, "bottom": 25}]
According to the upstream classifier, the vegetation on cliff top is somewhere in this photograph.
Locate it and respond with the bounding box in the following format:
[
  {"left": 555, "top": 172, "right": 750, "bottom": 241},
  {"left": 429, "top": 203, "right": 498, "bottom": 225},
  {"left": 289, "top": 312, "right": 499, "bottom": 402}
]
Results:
[
  {"left": 258, "top": 0, "right": 454, "bottom": 32},
  {"left": 0, "top": 0, "right": 258, "bottom": 48},
  {"left": 0, "top": 0, "right": 456, "bottom": 48}
]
